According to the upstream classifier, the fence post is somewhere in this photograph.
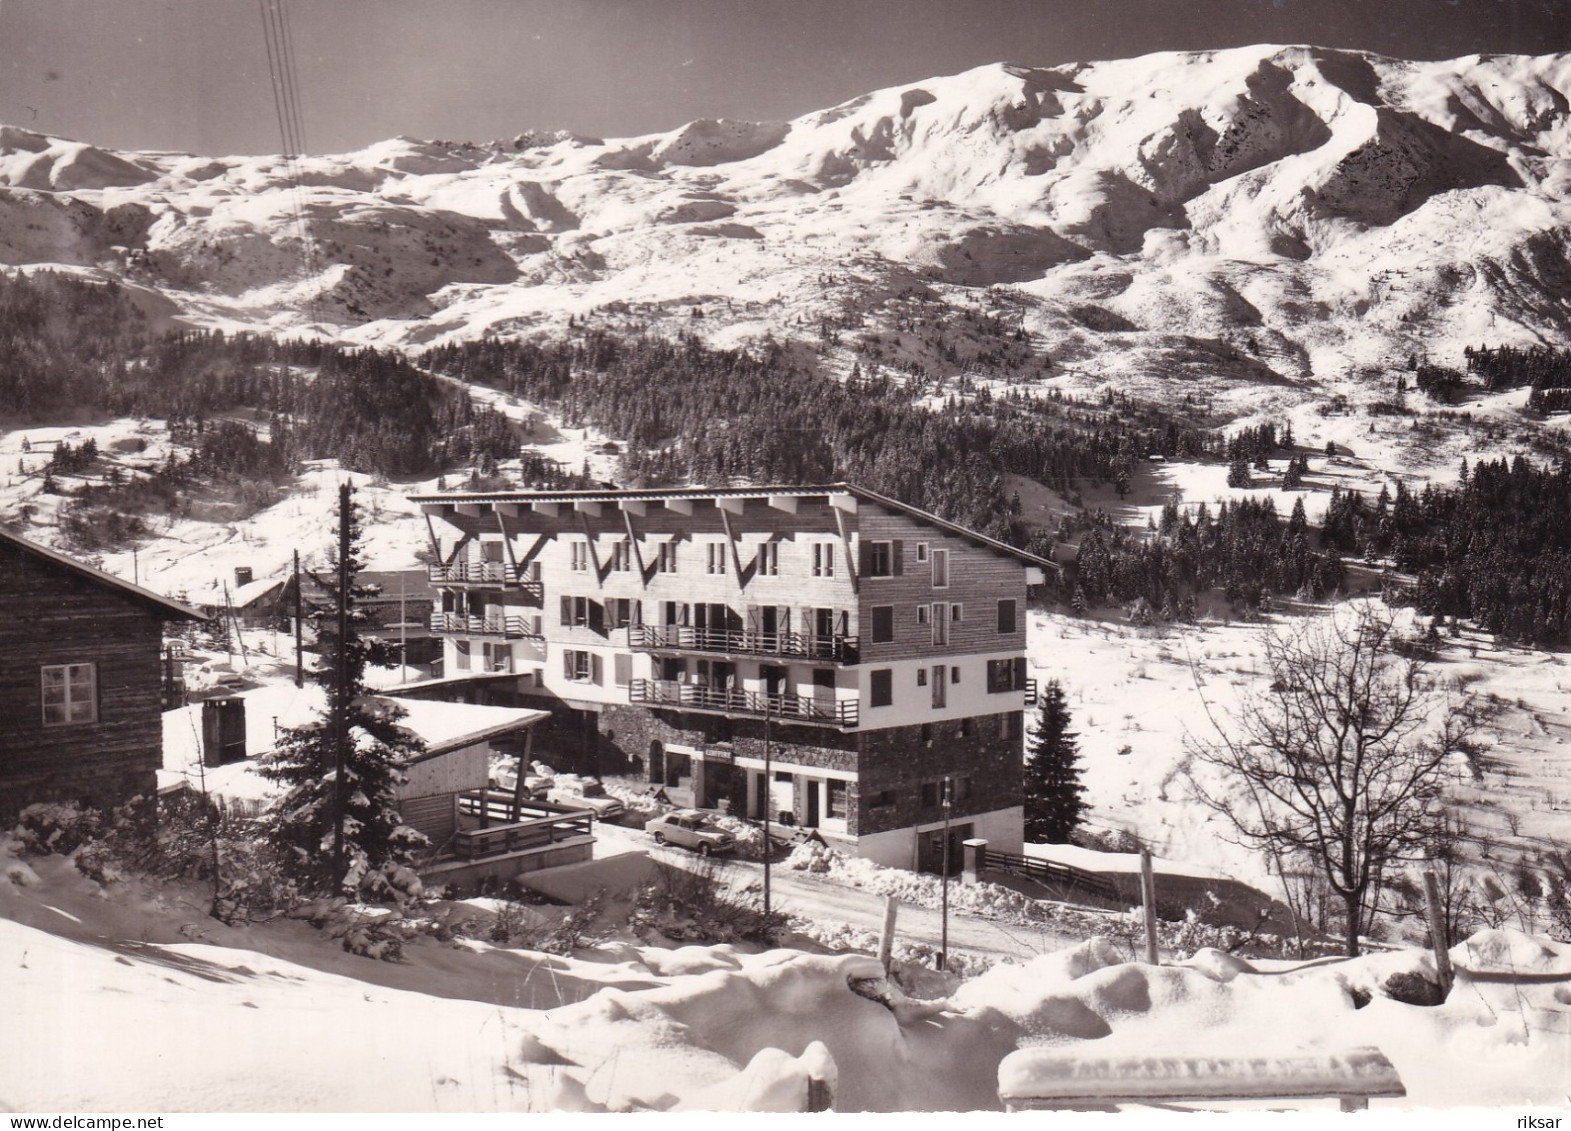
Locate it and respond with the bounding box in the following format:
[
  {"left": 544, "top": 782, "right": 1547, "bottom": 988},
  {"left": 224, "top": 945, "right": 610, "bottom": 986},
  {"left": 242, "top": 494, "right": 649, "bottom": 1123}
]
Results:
[
  {"left": 1140, "top": 849, "right": 1159, "bottom": 965},
  {"left": 878, "top": 895, "right": 899, "bottom": 974},
  {"left": 962, "top": 838, "right": 986, "bottom": 885}
]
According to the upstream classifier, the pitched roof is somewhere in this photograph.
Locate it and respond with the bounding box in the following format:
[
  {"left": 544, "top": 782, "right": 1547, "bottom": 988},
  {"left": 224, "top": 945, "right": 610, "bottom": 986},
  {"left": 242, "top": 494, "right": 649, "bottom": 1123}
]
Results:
[
  {"left": 408, "top": 481, "right": 1056, "bottom": 572},
  {"left": 0, "top": 525, "right": 208, "bottom": 621}
]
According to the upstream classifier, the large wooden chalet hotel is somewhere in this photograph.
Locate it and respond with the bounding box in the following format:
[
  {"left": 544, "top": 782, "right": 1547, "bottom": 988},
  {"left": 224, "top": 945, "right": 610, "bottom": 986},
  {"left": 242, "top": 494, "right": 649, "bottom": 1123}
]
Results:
[{"left": 409, "top": 483, "right": 1051, "bottom": 871}]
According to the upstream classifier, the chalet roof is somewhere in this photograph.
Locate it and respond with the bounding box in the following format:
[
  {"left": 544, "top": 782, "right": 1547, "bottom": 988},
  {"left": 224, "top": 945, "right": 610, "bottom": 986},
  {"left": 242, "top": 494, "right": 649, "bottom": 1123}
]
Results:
[
  {"left": 408, "top": 482, "right": 1056, "bottom": 573},
  {"left": 0, "top": 525, "right": 207, "bottom": 621}
]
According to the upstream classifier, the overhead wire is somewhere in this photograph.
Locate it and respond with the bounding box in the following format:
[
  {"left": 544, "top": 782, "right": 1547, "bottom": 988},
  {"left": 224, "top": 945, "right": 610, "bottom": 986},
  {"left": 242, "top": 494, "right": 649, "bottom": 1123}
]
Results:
[{"left": 257, "top": 0, "right": 319, "bottom": 323}]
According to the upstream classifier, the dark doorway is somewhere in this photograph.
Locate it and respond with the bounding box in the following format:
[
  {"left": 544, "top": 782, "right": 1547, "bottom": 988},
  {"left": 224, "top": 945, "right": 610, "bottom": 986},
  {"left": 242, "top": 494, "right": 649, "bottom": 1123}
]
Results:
[{"left": 919, "top": 822, "right": 974, "bottom": 875}]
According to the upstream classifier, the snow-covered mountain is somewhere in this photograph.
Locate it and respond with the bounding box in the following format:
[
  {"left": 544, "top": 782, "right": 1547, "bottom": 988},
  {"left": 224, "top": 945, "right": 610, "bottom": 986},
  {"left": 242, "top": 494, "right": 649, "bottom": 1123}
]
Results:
[{"left": 5, "top": 44, "right": 1571, "bottom": 391}]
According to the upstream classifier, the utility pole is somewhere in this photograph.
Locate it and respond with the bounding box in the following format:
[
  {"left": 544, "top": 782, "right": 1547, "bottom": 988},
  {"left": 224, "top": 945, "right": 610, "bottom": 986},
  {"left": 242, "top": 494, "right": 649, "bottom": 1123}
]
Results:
[
  {"left": 940, "top": 774, "right": 952, "bottom": 971},
  {"left": 330, "top": 483, "right": 351, "bottom": 889},
  {"left": 293, "top": 549, "right": 303, "bottom": 688},
  {"left": 762, "top": 699, "right": 772, "bottom": 918}
]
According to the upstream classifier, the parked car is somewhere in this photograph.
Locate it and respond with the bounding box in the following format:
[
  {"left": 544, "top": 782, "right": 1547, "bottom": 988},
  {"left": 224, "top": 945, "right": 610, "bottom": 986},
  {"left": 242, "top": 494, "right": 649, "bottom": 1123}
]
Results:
[
  {"left": 488, "top": 764, "right": 551, "bottom": 800},
  {"left": 645, "top": 810, "right": 736, "bottom": 856},
  {"left": 545, "top": 778, "right": 627, "bottom": 821}
]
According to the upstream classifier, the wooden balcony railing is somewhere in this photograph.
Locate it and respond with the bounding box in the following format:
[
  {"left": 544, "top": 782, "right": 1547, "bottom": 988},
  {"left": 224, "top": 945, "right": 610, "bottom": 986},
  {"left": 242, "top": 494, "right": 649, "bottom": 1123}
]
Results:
[
  {"left": 449, "top": 790, "right": 594, "bottom": 860},
  {"left": 629, "top": 678, "right": 859, "bottom": 727},
  {"left": 1025, "top": 678, "right": 1038, "bottom": 708},
  {"left": 628, "top": 624, "right": 859, "bottom": 664},
  {"left": 429, "top": 611, "right": 540, "bottom": 638}
]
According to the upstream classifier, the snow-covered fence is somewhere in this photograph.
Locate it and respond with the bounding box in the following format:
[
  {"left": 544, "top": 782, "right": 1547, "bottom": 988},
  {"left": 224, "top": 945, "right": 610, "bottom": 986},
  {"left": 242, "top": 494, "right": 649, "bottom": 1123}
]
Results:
[{"left": 997, "top": 1047, "right": 1405, "bottom": 1113}]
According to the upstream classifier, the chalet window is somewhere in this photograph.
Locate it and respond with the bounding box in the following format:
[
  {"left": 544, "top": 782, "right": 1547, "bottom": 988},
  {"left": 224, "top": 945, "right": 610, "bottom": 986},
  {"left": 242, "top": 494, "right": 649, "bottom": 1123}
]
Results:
[
  {"left": 757, "top": 542, "right": 779, "bottom": 576},
  {"left": 921, "top": 722, "right": 932, "bottom": 741},
  {"left": 827, "top": 779, "right": 848, "bottom": 819},
  {"left": 570, "top": 541, "right": 589, "bottom": 571},
  {"left": 481, "top": 540, "right": 504, "bottom": 562},
  {"left": 997, "top": 598, "right": 1018, "bottom": 634},
  {"left": 483, "top": 642, "right": 512, "bottom": 673},
  {"left": 951, "top": 603, "right": 963, "bottom": 623},
  {"left": 986, "top": 657, "right": 1028, "bottom": 693},
  {"left": 959, "top": 717, "right": 973, "bottom": 738},
  {"left": 870, "top": 668, "right": 893, "bottom": 707},
  {"left": 916, "top": 669, "right": 928, "bottom": 686},
  {"left": 563, "top": 649, "right": 602, "bottom": 684},
  {"left": 868, "top": 541, "right": 892, "bottom": 577},
  {"left": 871, "top": 605, "right": 894, "bottom": 644},
  {"left": 868, "top": 789, "right": 897, "bottom": 808},
  {"left": 915, "top": 543, "right": 928, "bottom": 562},
  {"left": 813, "top": 542, "right": 835, "bottom": 577},
  {"left": 917, "top": 605, "right": 929, "bottom": 625},
  {"left": 614, "top": 653, "right": 633, "bottom": 687},
  {"left": 41, "top": 662, "right": 97, "bottom": 726},
  {"left": 998, "top": 711, "right": 1021, "bottom": 740},
  {"left": 931, "top": 548, "right": 949, "bottom": 588},
  {"left": 931, "top": 603, "right": 950, "bottom": 646},
  {"left": 920, "top": 781, "right": 942, "bottom": 808},
  {"left": 951, "top": 665, "right": 961, "bottom": 684},
  {"left": 707, "top": 542, "right": 727, "bottom": 575},
  {"left": 610, "top": 541, "right": 632, "bottom": 572},
  {"left": 657, "top": 542, "right": 678, "bottom": 573},
  {"left": 561, "top": 595, "right": 589, "bottom": 627},
  {"left": 953, "top": 775, "right": 973, "bottom": 802},
  {"left": 931, "top": 664, "right": 947, "bottom": 709}
]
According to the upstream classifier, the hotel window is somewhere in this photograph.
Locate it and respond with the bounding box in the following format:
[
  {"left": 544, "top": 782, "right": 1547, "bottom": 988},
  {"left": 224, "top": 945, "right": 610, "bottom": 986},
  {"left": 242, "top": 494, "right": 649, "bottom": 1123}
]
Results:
[
  {"left": 608, "top": 598, "right": 641, "bottom": 629},
  {"left": 931, "top": 603, "right": 950, "bottom": 646},
  {"left": 827, "top": 780, "right": 848, "bottom": 820},
  {"left": 867, "top": 541, "right": 892, "bottom": 577},
  {"left": 610, "top": 540, "right": 632, "bottom": 572},
  {"left": 757, "top": 542, "right": 779, "bottom": 576},
  {"left": 987, "top": 657, "right": 1028, "bottom": 693},
  {"left": 707, "top": 542, "right": 727, "bottom": 575},
  {"left": 931, "top": 548, "right": 949, "bottom": 588},
  {"left": 997, "top": 598, "right": 1018, "bottom": 635},
  {"left": 41, "top": 663, "right": 98, "bottom": 726},
  {"left": 870, "top": 668, "right": 893, "bottom": 707},
  {"left": 657, "top": 542, "right": 678, "bottom": 573},
  {"left": 563, "top": 649, "right": 601, "bottom": 684},
  {"left": 813, "top": 542, "right": 835, "bottom": 577},
  {"left": 570, "top": 541, "right": 589, "bottom": 571}
]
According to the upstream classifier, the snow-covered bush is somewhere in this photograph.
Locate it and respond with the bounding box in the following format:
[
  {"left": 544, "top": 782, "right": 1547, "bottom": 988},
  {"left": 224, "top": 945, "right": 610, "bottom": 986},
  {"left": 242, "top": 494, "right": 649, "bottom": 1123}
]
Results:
[
  {"left": 631, "top": 860, "right": 788, "bottom": 946},
  {"left": 12, "top": 801, "right": 105, "bottom": 856}
]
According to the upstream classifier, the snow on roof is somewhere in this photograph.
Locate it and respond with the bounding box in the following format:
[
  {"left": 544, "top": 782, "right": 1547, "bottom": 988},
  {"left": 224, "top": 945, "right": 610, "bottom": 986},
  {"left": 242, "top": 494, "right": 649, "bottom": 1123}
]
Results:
[{"left": 159, "top": 681, "right": 549, "bottom": 799}]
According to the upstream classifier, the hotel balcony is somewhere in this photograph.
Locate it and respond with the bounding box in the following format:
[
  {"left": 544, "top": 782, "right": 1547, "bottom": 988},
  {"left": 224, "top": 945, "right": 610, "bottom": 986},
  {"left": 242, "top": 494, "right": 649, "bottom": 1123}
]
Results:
[
  {"left": 429, "top": 611, "right": 542, "bottom": 638},
  {"left": 629, "top": 678, "right": 859, "bottom": 728},
  {"left": 429, "top": 560, "right": 544, "bottom": 602},
  {"left": 628, "top": 624, "right": 860, "bottom": 665}
]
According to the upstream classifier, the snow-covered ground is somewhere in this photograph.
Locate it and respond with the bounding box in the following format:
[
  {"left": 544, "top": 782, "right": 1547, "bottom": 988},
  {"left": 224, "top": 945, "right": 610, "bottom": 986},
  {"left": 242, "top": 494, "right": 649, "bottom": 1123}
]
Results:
[{"left": 3, "top": 837, "right": 1569, "bottom": 1113}]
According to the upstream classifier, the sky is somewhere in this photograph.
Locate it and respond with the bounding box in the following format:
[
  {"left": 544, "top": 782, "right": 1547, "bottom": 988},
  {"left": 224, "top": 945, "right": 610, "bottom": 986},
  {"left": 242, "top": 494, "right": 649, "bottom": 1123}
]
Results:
[{"left": 1, "top": 0, "right": 1569, "bottom": 156}]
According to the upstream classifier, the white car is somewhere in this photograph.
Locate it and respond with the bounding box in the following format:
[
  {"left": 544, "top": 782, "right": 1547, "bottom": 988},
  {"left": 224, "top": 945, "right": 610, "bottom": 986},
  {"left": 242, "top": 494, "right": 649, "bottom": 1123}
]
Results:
[
  {"left": 645, "top": 810, "right": 736, "bottom": 856},
  {"left": 545, "top": 778, "right": 627, "bottom": 821},
  {"left": 489, "top": 764, "right": 552, "bottom": 800}
]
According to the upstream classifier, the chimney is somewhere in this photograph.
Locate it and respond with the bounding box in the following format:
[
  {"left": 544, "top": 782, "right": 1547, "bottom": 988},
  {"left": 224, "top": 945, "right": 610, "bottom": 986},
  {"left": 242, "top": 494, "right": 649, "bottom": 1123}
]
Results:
[
  {"left": 234, "top": 566, "right": 253, "bottom": 588},
  {"left": 201, "top": 696, "right": 247, "bottom": 767}
]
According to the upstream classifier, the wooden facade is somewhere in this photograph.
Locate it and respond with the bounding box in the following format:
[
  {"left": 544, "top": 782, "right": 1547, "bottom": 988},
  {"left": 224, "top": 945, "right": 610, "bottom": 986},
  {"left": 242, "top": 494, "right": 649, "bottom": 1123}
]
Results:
[
  {"left": 407, "top": 484, "right": 1053, "bottom": 870},
  {"left": 0, "top": 527, "right": 204, "bottom": 821}
]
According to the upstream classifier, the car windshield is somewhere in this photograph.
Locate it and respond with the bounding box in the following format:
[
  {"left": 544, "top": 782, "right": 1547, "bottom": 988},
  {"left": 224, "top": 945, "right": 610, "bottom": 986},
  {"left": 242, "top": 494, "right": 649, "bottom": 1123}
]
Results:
[{"left": 580, "top": 782, "right": 606, "bottom": 796}]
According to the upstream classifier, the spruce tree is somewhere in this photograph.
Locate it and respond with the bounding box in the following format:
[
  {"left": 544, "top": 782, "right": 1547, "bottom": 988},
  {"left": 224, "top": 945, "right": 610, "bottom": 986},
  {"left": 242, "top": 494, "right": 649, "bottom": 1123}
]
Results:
[
  {"left": 259, "top": 484, "right": 428, "bottom": 898},
  {"left": 1024, "top": 679, "right": 1089, "bottom": 843}
]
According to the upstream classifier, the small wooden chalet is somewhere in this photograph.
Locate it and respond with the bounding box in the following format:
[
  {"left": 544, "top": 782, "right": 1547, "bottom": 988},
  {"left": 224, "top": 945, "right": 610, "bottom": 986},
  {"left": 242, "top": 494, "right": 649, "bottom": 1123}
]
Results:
[{"left": 0, "top": 526, "right": 206, "bottom": 821}]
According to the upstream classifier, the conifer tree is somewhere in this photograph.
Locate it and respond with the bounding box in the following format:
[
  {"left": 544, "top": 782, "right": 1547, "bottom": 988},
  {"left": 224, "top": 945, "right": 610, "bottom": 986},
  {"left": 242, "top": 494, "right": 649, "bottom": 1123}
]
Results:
[
  {"left": 1024, "top": 679, "right": 1088, "bottom": 843},
  {"left": 259, "top": 484, "right": 428, "bottom": 898}
]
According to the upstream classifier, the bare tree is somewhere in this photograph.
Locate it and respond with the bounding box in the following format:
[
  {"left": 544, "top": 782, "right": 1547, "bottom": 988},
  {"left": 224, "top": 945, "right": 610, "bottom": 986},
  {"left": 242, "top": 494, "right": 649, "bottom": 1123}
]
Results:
[{"left": 1187, "top": 605, "right": 1491, "bottom": 956}]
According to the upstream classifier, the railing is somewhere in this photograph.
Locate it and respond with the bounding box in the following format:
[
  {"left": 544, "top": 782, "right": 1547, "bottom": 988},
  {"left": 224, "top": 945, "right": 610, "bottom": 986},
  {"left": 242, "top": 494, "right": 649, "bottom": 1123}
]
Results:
[
  {"left": 1025, "top": 678, "right": 1038, "bottom": 708},
  {"left": 630, "top": 678, "right": 859, "bottom": 727},
  {"left": 629, "top": 624, "right": 859, "bottom": 664},
  {"left": 449, "top": 789, "right": 594, "bottom": 860},
  {"left": 429, "top": 611, "right": 540, "bottom": 638},
  {"left": 429, "top": 561, "right": 545, "bottom": 602}
]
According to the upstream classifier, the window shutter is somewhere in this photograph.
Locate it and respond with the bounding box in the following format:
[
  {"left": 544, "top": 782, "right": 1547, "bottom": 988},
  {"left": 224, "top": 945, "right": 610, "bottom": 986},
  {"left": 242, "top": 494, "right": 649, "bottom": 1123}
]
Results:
[
  {"left": 560, "top": 595, "right": 572, "bottom": 626},
  {"left": 562, "top": 650, "right": 574, "bottom": 680},
  {"left": 614, "top": 653, "right": 632, "bottom": 687},
  {"left": 892, "top": 540, "right": 904, "bottom": 575},
  {"left": 858, "top": 539, "right": 872, "bottom": 575},
  {"left": 1014, "top": 657, "right": 1027, "bottom": 686},
  {"left": 589, "top": 600, "right": 605, "bottom": 633},
  {"left": 631, "top": 599, "right": 643, "bottom": 626},
  {"left": 591, "top": 653, "right": 604, "bottom": 685},
  {"left": 746, "top": 604, "right": 762, "bottom": 633}
]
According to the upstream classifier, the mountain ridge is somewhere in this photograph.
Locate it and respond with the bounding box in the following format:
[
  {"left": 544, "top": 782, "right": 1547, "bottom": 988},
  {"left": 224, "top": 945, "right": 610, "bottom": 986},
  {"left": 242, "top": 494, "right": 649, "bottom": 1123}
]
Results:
[{"left": 2, "top": 43, "right": 1570, "bottom": 413}]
